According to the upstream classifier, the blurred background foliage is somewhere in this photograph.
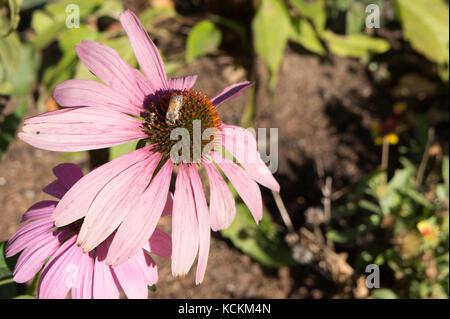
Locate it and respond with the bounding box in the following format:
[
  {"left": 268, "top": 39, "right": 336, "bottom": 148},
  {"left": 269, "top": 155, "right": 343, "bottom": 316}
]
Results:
[{"left": 0, "top": 0, "right": 448, "bottom": 299}]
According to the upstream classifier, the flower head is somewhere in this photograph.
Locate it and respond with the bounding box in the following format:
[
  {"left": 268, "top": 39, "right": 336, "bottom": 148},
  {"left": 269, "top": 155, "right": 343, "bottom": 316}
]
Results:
[
  {"left": 6, "top": 163, "right": 171, "bottom": 299},
  {"left": 18, "top": 10, "right": 279, "bottom": 284}
]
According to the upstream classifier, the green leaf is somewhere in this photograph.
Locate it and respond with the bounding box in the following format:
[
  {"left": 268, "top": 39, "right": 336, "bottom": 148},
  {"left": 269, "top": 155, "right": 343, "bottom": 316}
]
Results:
[
  {"left": 109, "top": 140, "right": 138, "bottom": 161},
  {"left": 393, "top": 0, "right": 449, "bottom": 75},
  {"left": 0, "top": 98, "right": 27, "bottom": 161},
  {"left": 372, "top": 288, "right": 399, "bottom": 299},
  {"left": 0, "top": 242, "right": 13, "bottom": 280},
  {"left": 186, "top": 20, "right": 222, "bottom": 63},
  {"left": 0, "top": 0, "right": 22, "bottom": 37},
  {"left": 326, "top": 229, "right": 357, "bottom": 243},
  {"left": 358, "top": 199, "right": 382, "bottom": 214},
  {"left": 324, "top": 31, "right": 390, "bottom": 58},
  {"left": 290, "top": 0, "right": 326, "bottom": 34},
  {"left": 14, "top": 295, "right": 36, "bottom": 299},
  {"left": 346, "top": 2, "right": 365, "bottom": 34},
  {"left": 252, "top": 0, "right": 292, "bottom": 89},
  {"left": 30, "top": 0, "right": 103, "bottom": 50},
  {"left": 139, "top": 6, "right": 175, "bottom": 26},
  {"left": 291, "top": 18, "right": 326, "bottom": 55},
  {"left": 221, "top": 203, "right": 294, "bottom": 268}
]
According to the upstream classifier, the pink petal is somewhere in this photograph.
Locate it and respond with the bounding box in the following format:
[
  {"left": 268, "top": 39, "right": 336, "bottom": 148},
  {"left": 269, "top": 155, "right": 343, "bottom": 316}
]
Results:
[
  {"left": 93, "top": 242, "right": 120, "bottom": 299},
  {"left": 13, "top": 229, "right": 68, "bottom": 283},
  {"left": 147, "top": 228, "right": 171, "bottom": 258},
  {"left": 38, "top": 235, "right": 80, "bottom": 299},
  {"left": 203, "top": 161, "right": 236, "bottom": 231},
  {"left": 211, "top": 152, "right": 263, "bottom": 223},
  {"left": 70, "top": 250, "right": 95, "bottom": 299},
  {"left": 112, "top": 256, "right": 148, "bottom": 299},
  {"left": 75, "top": 40, "right": 145, "bottom": 106},
  {"left": 168, "top": 75, "right": 198, "bottom": 90},
  {"left": 211, "top": 81, "right": 253, "bottom": 107},
  {"left": 53, "top": 163, "right": 83, "bottom": 189},
  {"left": 19, "top": 107, "right": 146, "bottom": 152},
  {"left": 78, "top": 151, "right": 162, "bottom": 253},
  {"left": 53, "top": 79, "right": 142, "bottom": 115},
  {"left": 6, "top": 216, "right": 54, "bottom": 257},
  {"left": 119, "top": 10, "right": 169, "bottom": 91},
  {"left": 20, "top": 200, "right": 57, "bottom": 223},
  {"left": 53, "top": 146, "right": 153, "bottom": 228},
  {"left": 188, "top": 165, "right": 210, "bottom": 285},
  {"left": 135, "top": 250, "right": 158, "bottom": 286},
  {"left": 106, "top": 160, "right": 173, "bottom": 266},
  {"left": 43, "top": 179, "right": 67, "bottom": 199},
  {"left": 221, "top": 124, "right": 280, "bottom": 191},
  {"left": 171, "top": 164, "right": 199, "bottom": 277}
]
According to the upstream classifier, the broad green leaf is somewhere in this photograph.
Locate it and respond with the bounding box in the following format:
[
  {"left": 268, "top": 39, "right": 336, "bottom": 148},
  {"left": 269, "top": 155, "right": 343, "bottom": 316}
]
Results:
[
  {"left": 324, "top": 31, "right": 390, "bottom": 58},
  {"left": 290, "top": 0, "right": 326, "bottom": 34},
  {"left": 139, "top": 6, "right": 175, "bottom": 26},
  {"left": 372, "top": 288, "right": 399, "bottom": 299},
  {"left": 109, "top": 140, "right": 138, "bottom": 160},
  {"left": 221, "top": 203, "right": 294, "bottom": 268},
  {"left": 291, "top": 18, "right": 326, "bottom": 55},
  {"left": 14, "top": 295, "right": 36, "bottom": 299},
  {"left": 0, "top": 242, "right": 13, "bottom": 280},
  {"left": 58, "top": 26, "right": 100, "bottom": 54},
  {"left": 252, "top": 0, "right": 292, "bottom": 89},
  {"left": 346, "top": 2, "right": 365, "bottom": 34},
  {"left": 0, "top": 0, "right": 22, "bottom": 37},
  {"left": 93, "top": 0, "right": 124, "bottom": 18},
  {"left": 0, "top": 99, "right": 27, "bottom": 161},
  {"left": 393, "top": 0, "right": 449, "bottom": 70},
  {"left": 186, "top": 20, "right": 222, "bottom": 63},
  {"left": 31, "top": 0, "right": 103, "bottom": 50},
  {"left": 0, "top": 31, "right": 21, "bottom": 94}
]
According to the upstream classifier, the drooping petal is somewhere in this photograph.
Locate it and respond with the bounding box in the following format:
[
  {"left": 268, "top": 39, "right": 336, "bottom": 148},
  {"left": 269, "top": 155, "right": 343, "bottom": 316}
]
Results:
[
  {"left": 52, "top": 163, "right": 84, "bottom": 190},
  {"left": 13, "top": 229, "right": 68, "bottom": 283},
  {"left": 119, "top": 10, "right": 169, "bottom": 91},
  {"left": 53, "top": 79, "right": 142, "bottom": 115},
  {"left": 106, "top": 160, "right": 173, "bottom": 266},
  {"left": 211, "top": 81, "right": 253, "bottom": 107},
  {"left": 38, "top": 235, "right": 80, "bottom": 299},
  {"left": 19, "top": 107, "right": 147, "bottom": 152},
  {"left": 20, "top": 200, "right": 57, "bottom": 223},
  {"left": 211, "top": 152, "right": 263, "bottom": 223},
  {"left": 171, "top": 164, "right": 199, "bottom": 277},
  {"left": 43, "top": 180, "right": 67, "bottom": 199},
  {"left": 221, "top": 124, "right": 280, "bottom": 191},
  {"left": 168, "top": 75, "right": 198, "bottom": 91},
  {"left": 75, "top": 40, "right": 145, "bottom": 106},
  {"left": 112, "top": 256, "right": 148, "bottom": 299},
  {"left": 188, "top": 165, "right": 210, "bottom": 285},
  {"left": 6, "top": 216, "right": 54, "bottom": 257},
  {"left": 78, "top": 151, "right": 162, "bottom": 253},
  {"left": 203, "top": 161, "right": 236, "bottom": 231},
  {"left": 93, "top": 242, "right": 120, "bottom": 299},
  {"left": 70, "top": 250, "right": 95, "bottom": 299},
  {"left": 135, "top": 250, "right": 158, "bottom": 286},
  {"left": 147, "top": 229, "right": 171, "bottom": 259},
  {"left": 52, "top": 146, "right": 152, "bottom": 227}
]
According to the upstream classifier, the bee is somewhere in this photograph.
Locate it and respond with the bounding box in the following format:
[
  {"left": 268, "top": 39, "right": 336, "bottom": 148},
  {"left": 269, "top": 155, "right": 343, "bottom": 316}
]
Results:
[{"left": 166, "top": 94, "right": 184, "bottom": 125}]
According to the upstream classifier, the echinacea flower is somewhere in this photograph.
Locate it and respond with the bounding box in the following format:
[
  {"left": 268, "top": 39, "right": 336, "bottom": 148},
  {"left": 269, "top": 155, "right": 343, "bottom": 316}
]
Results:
[
  {"left": 19, "top": 10, "right": 279, "bottom": 284},
  {"left": 6, "top": 163, "right": 171, "bottom": 299}
]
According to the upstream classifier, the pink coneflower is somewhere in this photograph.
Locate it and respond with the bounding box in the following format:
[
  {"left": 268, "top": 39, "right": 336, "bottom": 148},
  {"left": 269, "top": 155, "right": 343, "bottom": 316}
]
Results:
[
  {"left": 6, "top": 163, "right": 171, "bottom": 299},
  {"left": 19, "top": 10, "right": 279, "bottom": 283}
]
